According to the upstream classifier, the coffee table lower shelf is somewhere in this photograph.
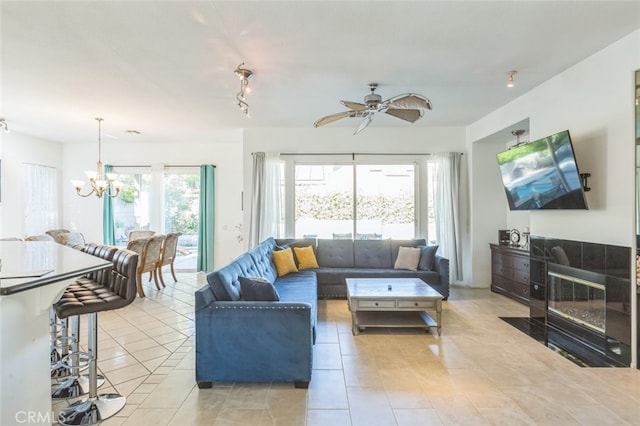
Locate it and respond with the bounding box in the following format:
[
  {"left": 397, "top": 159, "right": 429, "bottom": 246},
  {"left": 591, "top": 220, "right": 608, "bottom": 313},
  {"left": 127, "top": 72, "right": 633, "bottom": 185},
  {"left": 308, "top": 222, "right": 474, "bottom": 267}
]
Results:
[{"left": 351, "top": 310, "right": 439, "bottom": 335}]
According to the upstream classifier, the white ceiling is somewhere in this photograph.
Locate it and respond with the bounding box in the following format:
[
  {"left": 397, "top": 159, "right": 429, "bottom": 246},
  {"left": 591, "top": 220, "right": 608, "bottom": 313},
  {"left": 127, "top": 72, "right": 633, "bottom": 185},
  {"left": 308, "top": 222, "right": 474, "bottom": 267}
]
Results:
[{"left": 2, "top": 1, "right": 640, "bottom": 144}]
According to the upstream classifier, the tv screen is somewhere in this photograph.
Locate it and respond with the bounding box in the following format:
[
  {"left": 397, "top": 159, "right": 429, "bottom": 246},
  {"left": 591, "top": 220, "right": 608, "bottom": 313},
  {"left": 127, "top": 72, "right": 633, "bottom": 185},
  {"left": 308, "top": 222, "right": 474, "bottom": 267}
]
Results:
[{"left": 496, "top": 130, "right": 588, "bottom": 210}]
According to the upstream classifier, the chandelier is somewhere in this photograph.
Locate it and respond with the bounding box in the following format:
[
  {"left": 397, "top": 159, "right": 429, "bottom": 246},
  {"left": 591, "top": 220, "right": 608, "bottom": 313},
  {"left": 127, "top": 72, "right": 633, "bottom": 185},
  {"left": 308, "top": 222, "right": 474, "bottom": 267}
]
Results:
[
  {"left": 234, "top": 62, "right": 252, "bottom": 117},
  {"left": 72, "top": 117, "right": 123, "bottom": 198}
]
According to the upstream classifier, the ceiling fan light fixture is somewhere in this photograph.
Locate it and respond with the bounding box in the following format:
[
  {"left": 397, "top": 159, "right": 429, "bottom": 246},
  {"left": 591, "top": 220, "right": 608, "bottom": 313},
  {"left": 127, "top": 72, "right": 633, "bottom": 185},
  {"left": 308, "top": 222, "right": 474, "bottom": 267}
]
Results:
[
  {"left": 314, "top": 84, "right": 432, "bottom": 134},
  {"left": 507, "top": 70, "right": 518, "bottom": 88}
]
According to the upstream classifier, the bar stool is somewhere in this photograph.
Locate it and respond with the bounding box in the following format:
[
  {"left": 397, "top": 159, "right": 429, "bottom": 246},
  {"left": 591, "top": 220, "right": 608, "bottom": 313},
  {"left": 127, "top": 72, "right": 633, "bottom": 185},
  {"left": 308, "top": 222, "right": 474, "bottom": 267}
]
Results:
[
  {"left": 51, "top": 244, "right": 117, "bottom": 397},
  {"left": 54, "top": 247, "right": 138, "bottom": 426}
]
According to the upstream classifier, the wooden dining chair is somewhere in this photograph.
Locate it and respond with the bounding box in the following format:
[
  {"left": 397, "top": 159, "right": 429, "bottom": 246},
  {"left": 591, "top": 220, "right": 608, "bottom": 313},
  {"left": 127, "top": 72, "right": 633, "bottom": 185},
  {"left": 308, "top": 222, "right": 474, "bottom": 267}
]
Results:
[
  {"left": 46, "top": 229, "right": 71, "bottom": 244},
  {"left": 127, "top": 235, "right": 165, "bottom": 297},
  {"left": 128, "top": 230, "right": 156, "bottom": 242},
  {"left": 157, "top": 232, "right": 182, "bottom": 287}
]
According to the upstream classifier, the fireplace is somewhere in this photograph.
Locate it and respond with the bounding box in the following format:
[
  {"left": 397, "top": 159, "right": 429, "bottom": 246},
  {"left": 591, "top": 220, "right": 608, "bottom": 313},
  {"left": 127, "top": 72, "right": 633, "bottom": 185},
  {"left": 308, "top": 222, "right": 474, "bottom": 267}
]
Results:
[
  {"left": 527, "top": 236, "right": 632, "bottom": 367},
  {"left": 547, "top": 270, "right": 605, "bottom": 334}
]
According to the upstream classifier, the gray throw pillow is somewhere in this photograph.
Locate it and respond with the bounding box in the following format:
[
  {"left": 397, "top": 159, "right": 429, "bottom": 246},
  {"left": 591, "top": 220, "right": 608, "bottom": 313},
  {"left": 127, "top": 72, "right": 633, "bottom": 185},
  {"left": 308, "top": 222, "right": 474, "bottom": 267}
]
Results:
[
  {"left": 239, "top": 277, "right": 280, "bottom": 301},
  {"left": 418, "top": 245, "right": 439, "bottom": 271}
]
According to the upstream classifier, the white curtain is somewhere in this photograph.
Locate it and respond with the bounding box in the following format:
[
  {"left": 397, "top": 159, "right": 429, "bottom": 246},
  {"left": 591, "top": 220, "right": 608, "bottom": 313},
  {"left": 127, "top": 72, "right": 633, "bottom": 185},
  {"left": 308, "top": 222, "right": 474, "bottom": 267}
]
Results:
[
  {"left": 261, "top": 152, "right": 282, "bottom": 241},
  {"left": 433, "top": 152, "right": 463, "bottom": 282},
  {"left": 248, "top": 152, "right": 282, "bottom": 248},
  {"left": 23, "top": 163, "right": 58, "bottom": 237},
  {"left": 248, "top": 152, "right": 265, "bottom": 248},
  {"left": 151, "top": 164, "right": 165, "bottom": 233}
]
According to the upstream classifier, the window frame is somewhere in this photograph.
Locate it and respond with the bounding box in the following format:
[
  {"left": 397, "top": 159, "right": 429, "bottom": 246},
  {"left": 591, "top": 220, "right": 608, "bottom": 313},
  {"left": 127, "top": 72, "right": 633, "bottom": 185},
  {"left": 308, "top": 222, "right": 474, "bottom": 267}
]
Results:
[{"left": 281, "top": 154, "right": 431, "bottom": 241}]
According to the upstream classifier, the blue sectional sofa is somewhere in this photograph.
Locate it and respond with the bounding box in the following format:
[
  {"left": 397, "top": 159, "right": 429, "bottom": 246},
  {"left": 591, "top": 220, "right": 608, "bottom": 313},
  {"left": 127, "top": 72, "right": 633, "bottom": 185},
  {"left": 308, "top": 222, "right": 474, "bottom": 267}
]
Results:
[
  {"left": 195, "top": 236, "right": 449, "bottom": 388},
  {"left": 276, "top": 237, "right": 450, "bottom": 299},
  {"left": 195, "top": 237, "right": 317, "bottom": 389}
]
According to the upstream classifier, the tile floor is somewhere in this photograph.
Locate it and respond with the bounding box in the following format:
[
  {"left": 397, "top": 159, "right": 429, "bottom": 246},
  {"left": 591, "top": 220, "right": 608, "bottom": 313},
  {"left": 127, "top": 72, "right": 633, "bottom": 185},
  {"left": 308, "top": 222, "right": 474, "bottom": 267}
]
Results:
[{"left": 52, "top": 273, "right": 640, "bottom": 425}]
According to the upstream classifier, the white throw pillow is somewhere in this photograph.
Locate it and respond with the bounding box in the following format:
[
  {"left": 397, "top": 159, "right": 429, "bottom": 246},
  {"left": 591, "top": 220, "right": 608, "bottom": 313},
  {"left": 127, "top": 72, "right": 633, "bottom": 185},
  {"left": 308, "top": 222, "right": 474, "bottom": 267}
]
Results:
[{"left": 394, "top": 246, "right": 422, "bottom": 271}]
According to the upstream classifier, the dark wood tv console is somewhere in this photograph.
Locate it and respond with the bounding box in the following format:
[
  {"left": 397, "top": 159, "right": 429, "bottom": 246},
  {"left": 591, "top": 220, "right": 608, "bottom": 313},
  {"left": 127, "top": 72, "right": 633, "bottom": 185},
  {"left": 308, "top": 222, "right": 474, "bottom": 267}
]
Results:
[{"left": 490, "top": 243, "right": 530, "bottom": 305}]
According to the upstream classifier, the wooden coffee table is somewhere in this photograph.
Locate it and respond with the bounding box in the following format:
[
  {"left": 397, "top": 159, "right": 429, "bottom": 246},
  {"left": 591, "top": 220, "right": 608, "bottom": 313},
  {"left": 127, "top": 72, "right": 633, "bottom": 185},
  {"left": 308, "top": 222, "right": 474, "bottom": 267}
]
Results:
[{"left": 345, "top": 277, "right": 443, "bottom": 336}]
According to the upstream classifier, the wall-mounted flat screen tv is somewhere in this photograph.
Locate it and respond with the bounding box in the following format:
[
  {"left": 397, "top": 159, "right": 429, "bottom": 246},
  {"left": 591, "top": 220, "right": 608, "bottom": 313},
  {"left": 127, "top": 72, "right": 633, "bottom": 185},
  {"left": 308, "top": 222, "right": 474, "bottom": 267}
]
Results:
[{"left": 496, "top": 130, "right": 588, "bottom": 210}]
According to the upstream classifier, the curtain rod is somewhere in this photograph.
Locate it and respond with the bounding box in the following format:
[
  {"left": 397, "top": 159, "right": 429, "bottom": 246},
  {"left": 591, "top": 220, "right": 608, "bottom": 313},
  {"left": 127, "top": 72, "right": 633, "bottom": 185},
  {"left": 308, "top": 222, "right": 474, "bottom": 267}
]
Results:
[
  {"left": 109, "top": 164, "right": 214, "bottom": 168},
  {"left": 23, "top": 162, "right": 56, "bottom": 169},
  {"left": 277, "top": 152, "right": 432, "bottom": 156}
]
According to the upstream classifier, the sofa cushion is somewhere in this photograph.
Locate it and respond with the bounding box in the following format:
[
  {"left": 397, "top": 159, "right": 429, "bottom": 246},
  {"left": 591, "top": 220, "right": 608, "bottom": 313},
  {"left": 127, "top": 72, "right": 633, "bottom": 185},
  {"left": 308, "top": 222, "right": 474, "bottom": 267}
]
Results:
[
  {"left": 316, "top": 239, "right": 354, "bottom": 267},
  {"left": 207, "top": 254, "right": 256, "bottom": 301},
  {"left": 293, "top": 246, "right": 319, "bottom": 270},
  {"left": 239, "top": 277, "right": 280, "bottom": 301},
  {"left": 316, "top": 267, "right": 441, "bottom": 287},
  {"left": 273, "top": 248, "right": 299, "bottom": 276},
  {"left": 394, "top": 246, "right": 421, "bottom": 270},
  {"left": 354, "top": 239, "right": 391, "bottom": 268},
  {"left": 248, "top": 238, "right": 278, "bottom": 283},
  {"left": 274, "top": 270, "right": 318, "bottom": 337},
  {"left": 275, "top": 238, "right": 318, "bottom": 251},
  {"left": 418, "top": 245, "right": 439, "bottom": 271}
]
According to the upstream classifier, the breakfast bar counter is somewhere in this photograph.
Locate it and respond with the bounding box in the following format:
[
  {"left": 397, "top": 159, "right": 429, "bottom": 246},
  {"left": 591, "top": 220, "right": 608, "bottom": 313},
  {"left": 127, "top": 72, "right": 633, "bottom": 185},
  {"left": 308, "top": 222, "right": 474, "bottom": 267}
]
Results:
[{"left": 0, "top": 241, "right": 111, "bottom": 425}]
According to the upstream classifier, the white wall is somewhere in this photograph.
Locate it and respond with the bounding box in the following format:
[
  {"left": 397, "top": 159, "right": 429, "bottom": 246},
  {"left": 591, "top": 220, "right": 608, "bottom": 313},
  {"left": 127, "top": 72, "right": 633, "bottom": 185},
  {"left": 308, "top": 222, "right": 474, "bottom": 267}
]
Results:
[
  {"left": 242, "top": 126, "right": 472, "bottom": 283},
  {"left": 62, "top": 129, "right": 244, "bottom": 269},
  {"left": 471, "top": 29, "right": 640, "bottom": 242},
  {"left": 0, "top": 131, "right": 63, "bottom": 238},
  {"left": 468, "top": 30, "right": 640, "bottom": 283}
]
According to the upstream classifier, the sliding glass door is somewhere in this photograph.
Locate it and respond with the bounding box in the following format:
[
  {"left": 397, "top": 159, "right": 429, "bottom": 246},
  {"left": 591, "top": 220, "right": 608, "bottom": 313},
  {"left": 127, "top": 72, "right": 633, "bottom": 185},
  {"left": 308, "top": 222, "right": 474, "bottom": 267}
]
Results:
[
  {"left": 293, "top": 163, "right": 416, "bottom": 239},
  {"left": 295, "top": 165, "right": 354, "bottom": 239},
  {"left": 112, "top": 166, "right": 200, "bottom": 271},
  {"left": 163, "top": 168, "right": 199, "bottom": 271}
]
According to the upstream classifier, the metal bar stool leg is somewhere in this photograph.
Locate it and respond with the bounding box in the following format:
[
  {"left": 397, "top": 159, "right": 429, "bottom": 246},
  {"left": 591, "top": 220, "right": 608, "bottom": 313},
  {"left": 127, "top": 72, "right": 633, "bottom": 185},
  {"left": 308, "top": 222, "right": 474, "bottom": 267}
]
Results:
[
  {"left": 58, "top": 312, "right": 125, "bottom": 425},
  {"left": 50, "top": 306, "right": 61, "bottom": 364},
  {"left": 51, "top": 315, "right": 71, "bottom": 378},
  {"left": 51, "top": 315, "right": 105, "bottom": 399}
]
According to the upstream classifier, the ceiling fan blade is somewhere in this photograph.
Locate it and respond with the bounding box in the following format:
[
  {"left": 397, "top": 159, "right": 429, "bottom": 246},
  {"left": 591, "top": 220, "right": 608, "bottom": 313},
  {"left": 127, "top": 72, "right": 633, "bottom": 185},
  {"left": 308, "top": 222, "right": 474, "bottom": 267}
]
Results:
[
  {"left": 385, "top": 108, "right": 423, "bottom": 123},
  {"left": 354, "top": 114, "right": 374, "bottom": 135},
  {"left": 313, "top": 110, "right": 355, "bottom": 128},
  {"left": 340, "top": 100, "right": 368, "bottom": 111},
  {"left": 386, "top": 93, "right": 432, "bottom": 110}
]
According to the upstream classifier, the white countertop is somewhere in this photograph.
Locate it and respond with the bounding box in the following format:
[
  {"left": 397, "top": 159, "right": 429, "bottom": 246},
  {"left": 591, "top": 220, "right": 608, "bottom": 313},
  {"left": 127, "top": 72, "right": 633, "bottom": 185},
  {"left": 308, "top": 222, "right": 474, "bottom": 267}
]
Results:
[{"left": 0, "top": 241, "right": 111, "bottom": 295}]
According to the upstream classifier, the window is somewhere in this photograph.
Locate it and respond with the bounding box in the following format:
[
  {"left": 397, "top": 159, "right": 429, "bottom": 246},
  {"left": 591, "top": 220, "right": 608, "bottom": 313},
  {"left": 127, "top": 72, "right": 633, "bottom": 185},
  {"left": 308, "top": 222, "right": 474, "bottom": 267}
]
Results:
[
  {"left": 295, "top": 165, "right": 353, "bottom": 238},
  {"left": 112, "top": 165, "right": 200, "bottom": 271},
  {"left": 113, "top": 170, "right": 152, "bottom": 245},
  {"left": 163, "top": 168, "right": 200, "bottom": 266},
  {"left": 23, "top": 163, "right": 58, "bottom": 236},
  {"left": 291, "top": 162, "right": 419, "bottom": 240}
]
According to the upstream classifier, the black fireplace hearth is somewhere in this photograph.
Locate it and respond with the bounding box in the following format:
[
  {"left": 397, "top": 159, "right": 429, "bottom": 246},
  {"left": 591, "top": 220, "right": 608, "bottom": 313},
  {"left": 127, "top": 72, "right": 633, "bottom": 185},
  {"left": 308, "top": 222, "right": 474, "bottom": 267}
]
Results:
[
  {"left": 500, "top": 316, "right": 625, "bottom": 367},
  {"left": 525, "top": 236, "right": 631, "bottom": 367}
]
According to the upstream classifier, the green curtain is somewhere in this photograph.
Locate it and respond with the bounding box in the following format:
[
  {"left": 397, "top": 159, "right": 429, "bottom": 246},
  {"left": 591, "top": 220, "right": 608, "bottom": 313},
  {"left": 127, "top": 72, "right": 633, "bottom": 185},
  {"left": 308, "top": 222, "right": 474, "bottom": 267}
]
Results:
[
  {"left": 197, "top": 164, "right": 216, "bottom": 272},
  {"left": 102, "top": 164, "right": 116, "bottom": 245}
]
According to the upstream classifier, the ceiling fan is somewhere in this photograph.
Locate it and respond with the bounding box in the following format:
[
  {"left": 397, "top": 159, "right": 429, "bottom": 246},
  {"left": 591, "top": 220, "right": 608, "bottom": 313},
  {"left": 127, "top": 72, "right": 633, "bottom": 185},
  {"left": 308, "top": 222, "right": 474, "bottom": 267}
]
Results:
[{"left": 313, "top": 83, "right": 432, "bottom": 135}]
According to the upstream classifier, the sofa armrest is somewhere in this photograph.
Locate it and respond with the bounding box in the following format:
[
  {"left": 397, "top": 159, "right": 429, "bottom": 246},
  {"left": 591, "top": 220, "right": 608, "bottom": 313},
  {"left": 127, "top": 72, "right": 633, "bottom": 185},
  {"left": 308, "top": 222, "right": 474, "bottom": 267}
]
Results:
[
  {"left": 434, "top": 255, "right": 450, "bottom": 297},
  {"left": 195, "top": 285, "right": 216, "bottom": 310},
  {"left": 195, "top": 300, "right": 313, "bottom": 386}
]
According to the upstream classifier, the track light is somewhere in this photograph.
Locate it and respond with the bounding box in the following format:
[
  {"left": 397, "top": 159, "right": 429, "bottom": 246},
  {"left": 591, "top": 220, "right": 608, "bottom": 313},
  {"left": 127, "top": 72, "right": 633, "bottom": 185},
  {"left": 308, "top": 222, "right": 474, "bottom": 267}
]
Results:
[
  {"left": 0, "top": 118, "right": 9, "bottom": 133},
  {"left": 234, "top": 63, "right": 253, "bottom": 117},
  {"left": 507, "top": 70, "right": 518, "bottom": 88}
]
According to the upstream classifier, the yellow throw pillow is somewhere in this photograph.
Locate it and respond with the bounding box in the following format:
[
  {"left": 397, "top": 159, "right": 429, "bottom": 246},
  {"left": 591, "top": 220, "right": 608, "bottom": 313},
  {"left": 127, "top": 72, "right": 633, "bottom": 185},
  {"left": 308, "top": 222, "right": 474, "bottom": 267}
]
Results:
[
  {"left": 293, "top": 246, "right": 319, "bottom": 270},
  {"left": 272, "top": 248, "right": 298, "bottom": 277}
]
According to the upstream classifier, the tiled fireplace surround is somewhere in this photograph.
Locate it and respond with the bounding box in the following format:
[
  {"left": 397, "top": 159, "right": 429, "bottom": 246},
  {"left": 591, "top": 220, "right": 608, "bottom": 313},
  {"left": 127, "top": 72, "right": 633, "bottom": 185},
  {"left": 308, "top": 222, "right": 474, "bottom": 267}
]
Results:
[{"left": 528, "top": 236, "right": 631, "bottom": 367}]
